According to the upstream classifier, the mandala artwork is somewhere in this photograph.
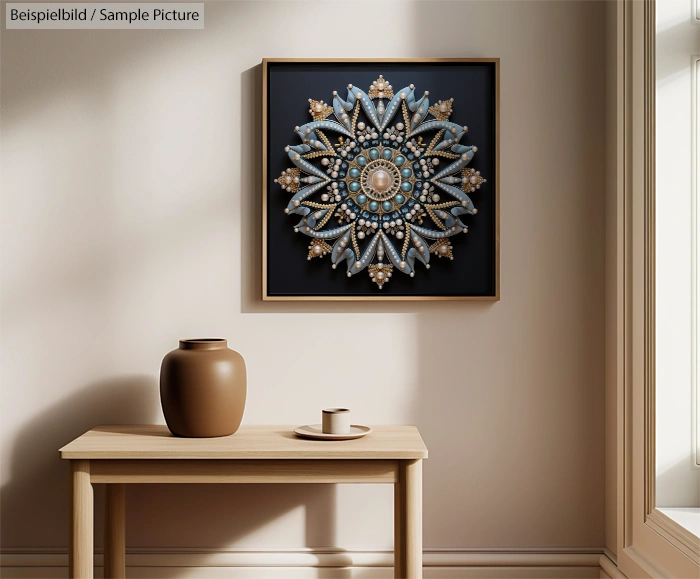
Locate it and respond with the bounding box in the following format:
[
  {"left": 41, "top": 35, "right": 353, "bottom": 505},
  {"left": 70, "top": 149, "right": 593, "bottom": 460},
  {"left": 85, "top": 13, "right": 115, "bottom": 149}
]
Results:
[{"left": 274, "top": 75, "right": 486, "bottom": 290}]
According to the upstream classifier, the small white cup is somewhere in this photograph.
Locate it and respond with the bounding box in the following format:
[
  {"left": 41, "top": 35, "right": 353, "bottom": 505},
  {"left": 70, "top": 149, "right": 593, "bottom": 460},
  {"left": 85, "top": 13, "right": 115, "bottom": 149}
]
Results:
[{"left": 322, "top": 408, "right": 350, "bottom": 434}]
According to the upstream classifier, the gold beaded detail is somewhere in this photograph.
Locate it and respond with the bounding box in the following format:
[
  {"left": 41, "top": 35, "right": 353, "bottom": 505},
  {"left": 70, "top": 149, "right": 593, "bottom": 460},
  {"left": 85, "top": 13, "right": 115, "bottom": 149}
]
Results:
[
  {"left": 317, "top": 131, "right": 336, "bottom": 154},
  {"left": 426, "top": 201, "right": 459, "bottom": 210},
  {"left": 307, "top": 239, "right": 333, "bottom": 260},
  {"left": 314, "top": 204, "right": 338, "bottom": 230},
  {"left": 350, "top": 100, "right": 361, "bottom": 136},
  {"left": 304, "top": 150, "right": 336, "bottom": 160},
  {"left": 304, "top": 201, "right": 336, "bottom": 209},
  {"left": 428, "top": 98, "right": 454, "bottom": 121},
  {"left": 351, "top": 222, "right": 360, "bottom": 258},
  {"left": 368, "top": 263, "right": 393, "bottom": 289},
  {"left": 402, "top": 223, "right": 411, "bottom": 260},
  {"left": 308, "top": 99, "right": 333, "bottom": 121},
  {"left": 461, "top": 167, "right": 487, "bottom": 193},
  {"left": 424, "top": 130, "right": 445, "bottom": 155},
  {"left": 429, "top": 239, "right": 454, "bottom": 260},
  {"left": 425, "top": 150, "right": 461, "bottom": 160},
  {"left": 368, "top": 75, "right": 394, "bottom": 100},
  {"left": 402, "top": 101, "right": 411, "bottom": 136},
  {"left": 274, "top": 167, "right": 300, "bottom": 193},
  {"left": 425, "top": 206, "right": 447, "bottom": 231}
]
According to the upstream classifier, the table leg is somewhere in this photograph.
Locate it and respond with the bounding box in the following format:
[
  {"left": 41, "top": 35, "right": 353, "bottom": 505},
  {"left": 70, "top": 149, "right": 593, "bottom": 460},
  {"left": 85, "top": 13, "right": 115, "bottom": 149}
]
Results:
[
  {"left": 396, "top": 459, "right": 422, "bottom": 578},
  {"left": 104, "top": 484, "right": 126, "bottom": 578},
  {"left": 69, "top": 460, "right": 93, "bottom": 579},
  {"left": 394, "top": 470, "right": 406, "bottom": 578}
]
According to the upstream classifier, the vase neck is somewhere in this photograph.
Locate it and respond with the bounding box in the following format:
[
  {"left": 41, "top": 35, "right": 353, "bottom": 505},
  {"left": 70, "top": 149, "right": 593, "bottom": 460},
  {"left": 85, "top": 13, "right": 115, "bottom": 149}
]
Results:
[{"left": 179, "top": 339, "right": 227, "bottom": 351}]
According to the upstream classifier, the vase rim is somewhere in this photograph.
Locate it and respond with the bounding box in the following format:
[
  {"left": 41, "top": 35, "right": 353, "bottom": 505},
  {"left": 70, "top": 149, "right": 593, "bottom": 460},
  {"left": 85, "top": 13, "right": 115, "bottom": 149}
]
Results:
[{"left": 179, "top": 338, "right": 227, "bottom": 350}]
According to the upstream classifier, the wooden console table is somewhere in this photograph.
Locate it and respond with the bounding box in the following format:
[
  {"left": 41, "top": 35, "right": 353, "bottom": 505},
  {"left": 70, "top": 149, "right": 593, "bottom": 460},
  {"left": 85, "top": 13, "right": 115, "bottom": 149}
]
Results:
[{"left": 59, "top": 424, "right": 428, "bottom": 579}]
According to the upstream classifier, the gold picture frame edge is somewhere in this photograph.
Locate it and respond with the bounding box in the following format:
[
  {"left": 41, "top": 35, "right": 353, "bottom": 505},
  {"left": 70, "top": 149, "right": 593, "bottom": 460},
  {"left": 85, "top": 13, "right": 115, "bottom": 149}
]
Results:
[{"left": 261, "top": 58, "right": 500, "bottom": 302}]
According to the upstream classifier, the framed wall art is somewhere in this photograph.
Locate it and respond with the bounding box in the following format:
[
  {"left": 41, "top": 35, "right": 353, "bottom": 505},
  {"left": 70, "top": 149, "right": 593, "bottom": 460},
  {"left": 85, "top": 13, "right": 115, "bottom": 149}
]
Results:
[{"left": 262, "top": 59, "right": 499, "bottom": 301}]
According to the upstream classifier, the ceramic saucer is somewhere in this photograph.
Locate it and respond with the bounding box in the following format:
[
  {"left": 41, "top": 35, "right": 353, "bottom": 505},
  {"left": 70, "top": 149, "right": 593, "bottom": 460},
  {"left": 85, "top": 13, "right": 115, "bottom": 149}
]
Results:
[{"left": 293, "top": 424, "right": 372, "bottom": 441}]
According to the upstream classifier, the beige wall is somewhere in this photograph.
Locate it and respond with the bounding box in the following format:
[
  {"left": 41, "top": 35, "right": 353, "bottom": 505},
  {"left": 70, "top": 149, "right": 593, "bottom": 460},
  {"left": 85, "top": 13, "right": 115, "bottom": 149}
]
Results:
[{"left": 0, "top": 0, "right": 606, "bottom": 552}]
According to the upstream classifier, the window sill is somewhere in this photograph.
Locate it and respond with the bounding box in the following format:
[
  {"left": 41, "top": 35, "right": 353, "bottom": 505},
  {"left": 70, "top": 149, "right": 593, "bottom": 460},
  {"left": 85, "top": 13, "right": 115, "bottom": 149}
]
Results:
[{"left": 657, "top": 507, "right": 700, "bottom": 539}]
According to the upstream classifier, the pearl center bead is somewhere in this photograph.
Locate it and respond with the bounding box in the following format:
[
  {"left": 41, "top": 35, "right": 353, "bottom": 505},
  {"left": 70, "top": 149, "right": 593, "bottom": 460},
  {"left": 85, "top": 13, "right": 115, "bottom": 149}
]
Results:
[
  {"left": 360, "top": 159, "right": 401, "bottom": 205},
  {"left": 371, "top": 170, "right": 392, "bottom": 192}
]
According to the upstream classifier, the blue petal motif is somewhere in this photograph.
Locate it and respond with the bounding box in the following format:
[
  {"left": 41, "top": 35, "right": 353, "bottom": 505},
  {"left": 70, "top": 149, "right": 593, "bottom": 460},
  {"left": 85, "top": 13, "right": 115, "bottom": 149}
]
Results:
[
  {"left": 348, "top": 86, "right": 381, "bottom": 130},
  {"left": 300, "top": 176, "right": 324, "bottom": 184},
  {"left": 430, "top": 151, "right": 475, "bottom": 180},
  {"left": 348, "top": 232, "right": 380, "bottom": 275},
  {"left": 333, "top": 88, "right": 357, "bottom": 131},
  {"left": 409, "top": 223, "right": 462, "bottom": 239},
  {"left": 433, "top": 132, "right": 468, "bottom": 152},
  {"left": 378, "top": 232, "right": 403, "bottom": 269},
  {"left": 410, "top": 120, "right": 455, "bottom": 134},
  {"left": 431, "top": 182, "right": 475, "bottom": 211},
  {"left": 287, "top": 144, "right": 313, "bottom": 154},
  {"left": 331, "top": 229, "right": 351, "bottom": 258},
  {"left": 451, "top": 205, "right": 476, "bottom": 231},
  {"left": 285, "top": 181, "right": 329, "bottom": 212},
  {"left": 286, "top": 150, "right": 329, "bottom": 180},
  {"left": 409, "top": 120, "right": 464, "bottom": 141},
  {"left": 295, "top": 121, "right": 352, "bottom": 143},
  {"left": 309, "top": 223, "right": 352, "bottom": 240},
  {"left": 331, "top": 228, "right": 356, "bottom": 272},
  {"left": 406, "top": 230, "right": 430, "bottom": 267},
  {"left": 289, "top": 206, "right": 311, "bottom": 219},
  {"left": 378, "top": 87, "right": 412, "bottom": 131},
  {"left": 408, "top": 94, "right": 430, "bottom": 133},
  {"left": 298, "top": 207, "right": 332, "bottom": 230}
]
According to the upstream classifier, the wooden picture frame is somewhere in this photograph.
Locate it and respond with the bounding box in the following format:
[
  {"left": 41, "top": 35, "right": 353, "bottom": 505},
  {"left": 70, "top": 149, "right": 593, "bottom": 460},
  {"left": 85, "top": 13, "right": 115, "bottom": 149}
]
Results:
[{"left": 262, "top": 58, "right": 499, "bottom": 301}]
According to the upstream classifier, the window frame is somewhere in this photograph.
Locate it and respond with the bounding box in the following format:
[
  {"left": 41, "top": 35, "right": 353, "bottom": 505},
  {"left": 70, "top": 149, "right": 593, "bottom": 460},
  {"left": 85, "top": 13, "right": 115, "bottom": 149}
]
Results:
[{"left": 608, "top": 2, "right": 700, "bottom": 577}]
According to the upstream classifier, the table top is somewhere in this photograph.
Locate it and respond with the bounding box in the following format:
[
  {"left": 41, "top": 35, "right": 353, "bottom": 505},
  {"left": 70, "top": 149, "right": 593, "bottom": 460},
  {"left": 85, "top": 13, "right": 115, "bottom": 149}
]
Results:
[{"left": 59, "top": 425, "right": 428, "bottom": 460}]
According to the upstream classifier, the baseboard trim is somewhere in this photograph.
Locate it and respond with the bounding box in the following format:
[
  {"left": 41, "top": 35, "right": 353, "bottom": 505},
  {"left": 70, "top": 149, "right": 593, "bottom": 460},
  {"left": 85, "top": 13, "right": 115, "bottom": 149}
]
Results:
[
  {"left": 1, "top": 547, "right": 605, "bottom": 578},
  {"left": 599, "top": 554, "right": 629, "bottom": 578},
  {"left": 1, "top": 547, "right": 604, "bottom": 568}
]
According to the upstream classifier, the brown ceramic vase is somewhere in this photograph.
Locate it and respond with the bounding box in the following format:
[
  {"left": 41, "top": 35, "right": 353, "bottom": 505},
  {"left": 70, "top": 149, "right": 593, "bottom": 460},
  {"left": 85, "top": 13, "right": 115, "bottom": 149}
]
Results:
[{"left": 160, "top": 339, "right": 246, "bottom": 437}]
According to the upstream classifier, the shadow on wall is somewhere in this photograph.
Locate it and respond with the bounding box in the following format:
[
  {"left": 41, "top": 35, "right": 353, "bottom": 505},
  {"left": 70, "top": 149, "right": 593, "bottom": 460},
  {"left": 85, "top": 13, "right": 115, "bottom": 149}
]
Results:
[
  {"left": 1, "top": 376, "right": 158, "bottom": 547},
  {"left": 1, "top": 2, "right": 383, "bottom": 569},
  {"left": 1, "top": 375, "right": 347, "bottom": 571},
  {"left": 124, "top": 479, "right": 344, "bottom": 555},
  {"left": 0, "top": 2, "right": 238, "bottom": 129}
]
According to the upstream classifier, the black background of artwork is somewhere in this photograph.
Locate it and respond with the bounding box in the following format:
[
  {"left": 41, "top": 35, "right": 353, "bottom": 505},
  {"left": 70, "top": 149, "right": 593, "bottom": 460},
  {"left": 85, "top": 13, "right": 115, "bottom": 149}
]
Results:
[{"left": 265, "top": 61, "right": 497, "bottom": 297}]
